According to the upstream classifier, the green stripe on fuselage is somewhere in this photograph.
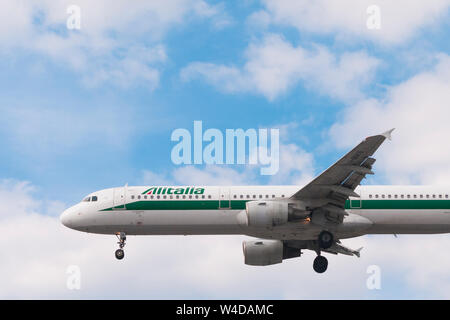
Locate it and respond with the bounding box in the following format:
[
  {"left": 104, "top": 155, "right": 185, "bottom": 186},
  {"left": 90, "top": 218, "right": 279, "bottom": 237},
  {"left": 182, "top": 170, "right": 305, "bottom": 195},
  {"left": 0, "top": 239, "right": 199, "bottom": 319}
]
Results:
[
  {"left": 346, "top": 199, "right": 450, "bottom": 210},
  {"left": 100, "top": 199, "right": 450, "bottom": 211}
]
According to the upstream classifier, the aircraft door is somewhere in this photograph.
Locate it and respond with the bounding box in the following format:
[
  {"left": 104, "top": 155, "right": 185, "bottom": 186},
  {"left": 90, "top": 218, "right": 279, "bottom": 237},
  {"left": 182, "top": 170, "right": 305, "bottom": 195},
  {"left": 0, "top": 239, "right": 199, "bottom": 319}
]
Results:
[
  {"left": 113, "top": 187, "right": 126, "bottom": 210},
  {"left": 219, "top": 188, "right": 230, "bottom": 209},
  {"left": 349, "top": 190, "right": 361, "bottom": 209}
]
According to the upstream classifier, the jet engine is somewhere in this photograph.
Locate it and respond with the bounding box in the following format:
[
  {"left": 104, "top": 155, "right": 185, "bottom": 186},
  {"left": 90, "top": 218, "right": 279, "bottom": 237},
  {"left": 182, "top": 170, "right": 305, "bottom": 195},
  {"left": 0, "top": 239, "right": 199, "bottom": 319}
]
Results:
[
  {"left": 242, "top": 240, "right": 301, "bottom": 266},
  {"left": 245, "top": 201, "right": 310, "bottom": 228}
]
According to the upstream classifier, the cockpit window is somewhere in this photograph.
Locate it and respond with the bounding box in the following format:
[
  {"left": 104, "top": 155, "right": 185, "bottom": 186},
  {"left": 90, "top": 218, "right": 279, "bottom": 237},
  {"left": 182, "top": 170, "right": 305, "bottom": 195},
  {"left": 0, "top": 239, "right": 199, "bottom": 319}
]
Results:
[
  {"left": 82, "top": 197, "right": 91, "bottom": 202},
  {"left": 91, "top": 196, "right": 98, "bottom": 201}
]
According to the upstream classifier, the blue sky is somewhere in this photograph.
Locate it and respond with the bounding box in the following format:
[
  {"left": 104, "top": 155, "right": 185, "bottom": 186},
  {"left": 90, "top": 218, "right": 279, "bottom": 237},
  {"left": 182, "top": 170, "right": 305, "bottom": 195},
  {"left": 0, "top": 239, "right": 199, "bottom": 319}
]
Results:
[{"left": 1, "top": 0, "right": 450, "bottom": 299}]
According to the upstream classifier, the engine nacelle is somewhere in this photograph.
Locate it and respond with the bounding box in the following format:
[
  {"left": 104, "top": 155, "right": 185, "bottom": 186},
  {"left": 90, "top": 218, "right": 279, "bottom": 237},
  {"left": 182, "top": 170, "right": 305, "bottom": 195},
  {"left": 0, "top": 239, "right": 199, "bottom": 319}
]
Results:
[
  {"left": 245, "top": 201, "right": 289, "bottom": 228},
  {"left": 243, "top": 240, "right": 301, "bottom": 266},
  {"left": 245, "top": 201, "right": 310, "bottom": 228}
]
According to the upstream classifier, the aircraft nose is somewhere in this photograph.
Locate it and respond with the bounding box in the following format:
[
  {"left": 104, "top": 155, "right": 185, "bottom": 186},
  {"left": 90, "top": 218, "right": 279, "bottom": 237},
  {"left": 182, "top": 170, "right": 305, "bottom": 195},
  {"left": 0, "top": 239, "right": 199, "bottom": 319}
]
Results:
[{"left": 60, "top": 208, "right": 75, "bottom": 229}]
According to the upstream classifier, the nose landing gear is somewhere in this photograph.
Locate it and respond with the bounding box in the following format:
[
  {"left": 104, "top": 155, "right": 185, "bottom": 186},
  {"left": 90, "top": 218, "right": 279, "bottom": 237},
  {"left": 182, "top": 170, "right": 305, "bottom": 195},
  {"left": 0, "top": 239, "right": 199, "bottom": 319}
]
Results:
[{"left": 115, "top": 232, "right": 126, "bottom": 260}]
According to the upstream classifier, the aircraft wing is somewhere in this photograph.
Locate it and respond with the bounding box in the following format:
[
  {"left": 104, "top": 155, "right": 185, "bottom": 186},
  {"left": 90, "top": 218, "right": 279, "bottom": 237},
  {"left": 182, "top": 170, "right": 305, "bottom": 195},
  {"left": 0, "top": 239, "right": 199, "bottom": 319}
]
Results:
[{"left": 290, "top": 129, "right": 394, "bottom": 222}]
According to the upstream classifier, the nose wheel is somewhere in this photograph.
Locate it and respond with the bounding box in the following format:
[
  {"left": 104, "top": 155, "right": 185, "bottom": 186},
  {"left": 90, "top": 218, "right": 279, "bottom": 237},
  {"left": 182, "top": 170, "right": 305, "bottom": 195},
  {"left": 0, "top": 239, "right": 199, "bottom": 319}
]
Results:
[
  {"left": 115, "top": 248, "right": 124, "bottom": 260},
  {"left": 115, "top": 232, "right": 126, "bottom": 260}
]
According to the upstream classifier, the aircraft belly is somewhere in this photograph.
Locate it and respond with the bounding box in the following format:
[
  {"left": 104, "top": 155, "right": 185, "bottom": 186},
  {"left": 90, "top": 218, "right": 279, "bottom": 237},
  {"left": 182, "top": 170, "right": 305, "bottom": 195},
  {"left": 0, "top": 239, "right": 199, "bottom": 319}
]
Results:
[
  {"left": 85, "top": 208, "right": 450, "bottom": 237},
  {"left": 358, "top": 209, "right": 450, "bottom": 234},
  {"left": 89, "top": 209, "right": 247, "bottom": 235}
]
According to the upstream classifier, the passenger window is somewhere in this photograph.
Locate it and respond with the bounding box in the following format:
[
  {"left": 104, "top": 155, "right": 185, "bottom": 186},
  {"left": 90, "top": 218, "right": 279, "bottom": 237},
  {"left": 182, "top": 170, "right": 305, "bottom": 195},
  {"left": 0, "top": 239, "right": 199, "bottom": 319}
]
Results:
[
  {"left": 388, "top": 195, "right": 391, "bottom": 198},
  {"left": 253, "top": 195, "right": 256, "bottom": 199},
  {"left": 266, "top": 195, "right": 269, "bottom": 198},
  {"left": 272, "top": 195, "right": 275, "bottom": 198},
  {"left": 401, "top": 195, "right": 404, "bottom": 198},
  {"left": 375, "top": 195, "right": 378, "bottom": 198},
  {"left": 369, "top": 194, "right": 372, "bottom": 198},
  {"left": 157, "top": 195, "right": 160, "bottom": 199},
  {"left": 394, "top": 195, "right": 398, "bottom": 198},
  {"left": 426, "top": 194, "right": 430, "bottom": 198},
  {"left": 420, "top": 195, "right": 423, "bottom": 198},
  {"left": 282, "top": 195, "right": 285, "bottom": 198},
  {"left": 246, "top": 195, "right": 250, "bottom": 199},
  {"left": 433, "top": 194, "right": 436, "bottom": 198},
  {"left": 240, "top": 195, "right": 243, "bottom": 199},
  {"left": 144, "top": 195, "right": 147, "bottom": 200},
  {"left": 137, "top": 195, "right": 141, "bottom": 200},
  {"left": 233, "top": 195, "right": 237, "bottom": 199},
  {"left": 413, "top": 195, "right": 417, "bottom": 198},
  {"left": 446, "top": 195, "right": 449, "bottom": 198},
  {"left": 151, "top": 195, "right": 154, "bottom": 199},
  {"left": 208, "top": 195, "right": 211, "bottom": 199},
  {"left": 176, "top": 195, "right": 179, "bottom": 199},
  {"left": 439, "top": 195, "right": 442, "bottom": 198},
  {"left": 381, "top": 195, "right": 385, "bottom": 198},
  {"left": 131, "top": 195, "right": 135, "bottom": 200},
  {"left": 195, "top": 195, "right": 198, "bottom": 199},
  {"left": 163, "top": 195, "right": 166, "bottom": 199},
  {"left": 202, "top": 195, "right": 205, "bottom": 199},
  {"left": 259, "top": 195, "right": 262, "bottom": 198}
]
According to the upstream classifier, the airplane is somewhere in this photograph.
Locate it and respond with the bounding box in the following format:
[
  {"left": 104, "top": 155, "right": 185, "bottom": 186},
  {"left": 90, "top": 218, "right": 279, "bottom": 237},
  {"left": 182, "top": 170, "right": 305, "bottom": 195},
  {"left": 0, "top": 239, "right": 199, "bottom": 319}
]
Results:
[{"left": 60, "top": 128, "right": 450, "bottom": 273}]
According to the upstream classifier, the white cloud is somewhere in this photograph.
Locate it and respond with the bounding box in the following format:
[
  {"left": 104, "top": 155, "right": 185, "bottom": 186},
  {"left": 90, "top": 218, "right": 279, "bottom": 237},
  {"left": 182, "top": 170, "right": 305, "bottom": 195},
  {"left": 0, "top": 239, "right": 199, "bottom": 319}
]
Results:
[
  {"left": 142, "top": 166, "right": 257, "bottom": 186},
  {"left": 329, "top": 53, "right": 450, "bottom": 185},
  {"left": 173, "top": 166, "right": 255, "bottom": 185},
  {"left": 141, "top": 170, "right": 174, "bottom": 186},
  {"left": 0, "top": 1, "right": 34, "bottom": 45},
  {"left": 141, "top": 132, "right": 316, "bottom": 186},
  {"left": 192, "top": 1, "right": 233, "bottom": 29},
  {"left": 80, "top": 45, "right": 167, "bottom": 89},
  {"left": 0, "top": 180, "right": 38, "bottom": 218},
  {"left": 181, "top": 34, "right": 380, "bottom": 102},
  {"left": 268, "top": 144, "right": 315, "bottom": 186},
  {"left": 259, "top": 0, "right": 450, "bottom": 44},
  {"left": 3, "top": 0, "right": 227, "bottom": 41},
  {"left": 141, "top": 120, "right": 318, "bottom": 186},
  {"left": 0, "top": 0, "right": 228, "bottom": 89}
]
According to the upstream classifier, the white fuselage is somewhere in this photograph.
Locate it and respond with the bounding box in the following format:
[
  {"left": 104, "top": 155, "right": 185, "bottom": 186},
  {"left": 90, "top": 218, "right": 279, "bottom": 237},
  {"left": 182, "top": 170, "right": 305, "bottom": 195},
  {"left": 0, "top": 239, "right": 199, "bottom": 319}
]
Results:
[{"left": 60, "top": 185, "right": 450, "bottom": 241}]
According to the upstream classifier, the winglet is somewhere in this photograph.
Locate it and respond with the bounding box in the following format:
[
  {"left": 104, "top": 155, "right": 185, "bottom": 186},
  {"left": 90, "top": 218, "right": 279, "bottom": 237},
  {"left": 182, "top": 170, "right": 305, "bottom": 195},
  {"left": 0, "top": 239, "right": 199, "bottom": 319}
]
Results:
[{"left": 382, "top": 128, "right": 395, "bottom": 141}]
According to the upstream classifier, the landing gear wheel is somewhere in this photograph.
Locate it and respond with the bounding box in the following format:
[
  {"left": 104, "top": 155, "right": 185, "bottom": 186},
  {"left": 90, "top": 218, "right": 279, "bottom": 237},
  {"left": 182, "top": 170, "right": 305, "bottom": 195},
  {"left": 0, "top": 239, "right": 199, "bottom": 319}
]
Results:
[
  {"left": 313, "top": 255, "right": 328, "bottom": 273},
  {"left": 115, "top": 249, "right": 124, "bottom": 260},
  {"left": 318, "top": 231, "right": 334, "bottom": 249},
  {"left": 115, "top": 232, "right": 127, "bottom": 260}
]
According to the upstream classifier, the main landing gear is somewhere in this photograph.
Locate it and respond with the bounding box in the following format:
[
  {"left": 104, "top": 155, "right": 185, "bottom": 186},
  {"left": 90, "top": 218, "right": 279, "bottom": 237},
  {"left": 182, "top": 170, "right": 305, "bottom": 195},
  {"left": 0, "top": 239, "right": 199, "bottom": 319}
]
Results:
[
  {"left": 318, "top": 230, "right": 334, "bottom": 249},
  {"left": 115, "top": 232, "right": 126, "bottom": 260},
  {"left": 313, "top": 255, "right": 328, "bottom": 273},
  {"left": 313, "top": 230, "right": 334, "bottom": 273}
]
